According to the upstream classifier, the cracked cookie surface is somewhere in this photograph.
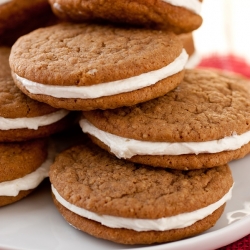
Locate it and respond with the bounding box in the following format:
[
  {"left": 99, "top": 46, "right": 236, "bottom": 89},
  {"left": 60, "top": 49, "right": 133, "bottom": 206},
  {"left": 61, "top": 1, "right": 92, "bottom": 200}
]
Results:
[
  {"left": 50, "top": 141, "right": 233, "bottom": 218},
  {"left": 10, "top": 23, "right": 182, "bottom": 86},
  {"left": 83, "top": 69, "right": 250, "bottom": 169},
  {"left": 9, "top": 23, "right": 185, "bottom": 110},
  {"left": 48, "top": 0, "right": 202, "bottom": 34},
  {"left": 0, "top": 47, "right": 57, "bottom": 118},
  {"left": 50, "top": 140, "right": 232, "bottom": 244},
  {"left": 83, "top": 69, "right": 250, "bottom": 142}
]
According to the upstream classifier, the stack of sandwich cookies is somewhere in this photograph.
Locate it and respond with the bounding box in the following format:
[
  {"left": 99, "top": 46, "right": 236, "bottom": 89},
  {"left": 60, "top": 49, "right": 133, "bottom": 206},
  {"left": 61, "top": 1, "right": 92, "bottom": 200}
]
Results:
[
  {"left": 5, "top": 0, "right": 238, "bottom": 246},
  {"left": 0, "top": 139, "right": 51, "bottom": 206},
  {"left": 49, "top": 141, "right": 234, "bottom": 245},
  {"left": 9, "top": 22, "right": 188, "bottom": 111},
  {"left": 0, "top": 46, "right": 77, "bottom": 206},
  {"left": 4, "top": 0, "right": 234, "bottom": 245},
  {"left": 48, "top": 0, "right": 203, "bottom": 34},
  {"left": 81, "top": 69, "right": 250, "bottom": 170}
]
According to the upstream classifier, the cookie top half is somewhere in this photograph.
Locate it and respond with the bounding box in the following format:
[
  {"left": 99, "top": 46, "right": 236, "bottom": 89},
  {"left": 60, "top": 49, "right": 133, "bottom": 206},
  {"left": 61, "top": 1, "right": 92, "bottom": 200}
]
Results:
[
  {"left": 0, "top": 138, "right": 48, "bottom": 183},
  {"left": 50, "top": 141, "right": 233, "bottom": 219},
  {"left": 83, "top": 69, "right": 250, "bottom": 142},
  {"left": 9, "top": 22, "right": 186, "bottom": 110},
  {"left": 49, "top": 0, "right": 203, "bottom": 34},
  {"left": 10, "top": 23, "right": 183, "bottom": 86},
  {"left": 0, "top": 47, "right": 57, "bottom": 118}
]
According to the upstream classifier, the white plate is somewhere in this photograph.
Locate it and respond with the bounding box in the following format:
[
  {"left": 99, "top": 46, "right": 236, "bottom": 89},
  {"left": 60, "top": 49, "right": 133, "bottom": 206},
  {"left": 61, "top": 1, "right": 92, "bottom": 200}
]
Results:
[{"left": 0, "top": 153, "right": 250, "bottom": 250}]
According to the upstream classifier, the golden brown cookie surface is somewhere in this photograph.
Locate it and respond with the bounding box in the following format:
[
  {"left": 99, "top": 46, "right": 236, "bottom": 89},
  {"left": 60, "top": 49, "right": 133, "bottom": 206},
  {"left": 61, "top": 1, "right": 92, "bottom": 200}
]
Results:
[
  {"left": 0, "top": 47, "right": 57, "bottom": 118},
  {"left": 10, "top": 23, "right": 185, "bottom": 110},
  {"left": 10, "top": 23, "right": 183, "bottom": 86},
  {"left": 83, "top": 69, "right": 250, "bottom": 142},
  {"left": 49, "top": 0, "right": 202, "bottom": 34},
  {"left": 0, "top": 139, "right": 48, "bottom": 183},
  {"left": 50, "top": 142, "right": 233, "bottom": 217},
  {"left": 82, "top": 69, "right": 250, "bottom": 169},
  {"left": 49, "top": 141, "right": 233, "bottom": 244}
]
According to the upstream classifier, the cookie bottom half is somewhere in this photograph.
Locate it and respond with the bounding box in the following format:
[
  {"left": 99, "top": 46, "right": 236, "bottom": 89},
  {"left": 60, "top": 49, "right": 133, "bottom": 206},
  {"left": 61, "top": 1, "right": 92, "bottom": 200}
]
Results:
[
  {"left": 89, "top": 134, "right": 250, "bottom": 170},
  {"left": 0, "top": 189, "right": 33, "bottom": 207},
  {"left": 0, "top": 111, "right": 79, "bottom": 142},
  {"left": 13, "top": 71, "right": 184, "bottom": 111},
  {"left": 52, "top": 195, "right": 225, "bottom": 245}
]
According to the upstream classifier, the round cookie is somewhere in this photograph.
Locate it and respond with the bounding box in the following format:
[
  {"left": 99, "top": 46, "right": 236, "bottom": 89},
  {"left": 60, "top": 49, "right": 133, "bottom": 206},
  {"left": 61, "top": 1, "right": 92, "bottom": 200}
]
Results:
[
  {"left": 48, "top": 0, "right": 203, "bottom": 34},
  {"left": 0, "top": 47, "right": 78, "bottom": 142},
  {"left": 49, "top": 141, "right": 233, "bottom": 245},
  {"left": 9, "top": 22, "right": 187, "bottom": 111},
  {"left": 0, "top": 138, "right": 51, "bottom": 206},
  {"left": 81, "top": 69, "right": 250, "bottom": 169},
  {"left": 0, "top": 0, "right": 56, "bottom": 46}
]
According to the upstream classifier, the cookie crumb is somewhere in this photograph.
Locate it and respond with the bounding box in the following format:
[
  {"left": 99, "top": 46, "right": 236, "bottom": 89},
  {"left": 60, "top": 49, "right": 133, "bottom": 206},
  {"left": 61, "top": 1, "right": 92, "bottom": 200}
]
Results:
[{"left": 87, "top": 69, "right": 98, "bottom": 76}]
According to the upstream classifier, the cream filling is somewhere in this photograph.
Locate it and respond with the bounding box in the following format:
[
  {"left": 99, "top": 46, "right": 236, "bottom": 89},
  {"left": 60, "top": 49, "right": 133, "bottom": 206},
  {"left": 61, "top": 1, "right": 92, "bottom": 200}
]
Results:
[
  {"left": 0, "top": 147, "right": 55, "bottom": 196},
  {"left": 14, "top": 49, "right": 188, "bottom": 99},
  {"left": 52, "top": 184, "right": 233, "bottom": 231},
  {"left": 80, "top": 119, "right": 250, "bottom": 158},
  {"left": 162, "top": 0, "right": 202, "bottom": 14},
  {"left": 0, "top": 0, "right": 11, "bottom": 5},
  {"left": 0, "top": 109, "right": 69, "bottom": 130}
]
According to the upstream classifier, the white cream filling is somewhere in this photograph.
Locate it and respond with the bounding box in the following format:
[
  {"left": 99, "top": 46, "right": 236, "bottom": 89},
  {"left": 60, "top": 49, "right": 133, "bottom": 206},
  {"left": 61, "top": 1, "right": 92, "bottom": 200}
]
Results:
[
  {"left": 0, "top": 109, "right": 69, "bottom": 130},
  {"left": 52, "top": 184, "right": 233, "bottom": 231},
  {"left": 162, "top": 0, "right": 202, "bottom": 14},
  {"left": 0, "top": 146, "right": 55, "bottom": 196},
  {"left": 0, "top": 0, "right": 11, "bottom": 5},
  {"left": 80, "top": 119, "right": 250, "bottom": 158},
  {"left": 15, "top": 49, "right": 188, "bottom": 99}
]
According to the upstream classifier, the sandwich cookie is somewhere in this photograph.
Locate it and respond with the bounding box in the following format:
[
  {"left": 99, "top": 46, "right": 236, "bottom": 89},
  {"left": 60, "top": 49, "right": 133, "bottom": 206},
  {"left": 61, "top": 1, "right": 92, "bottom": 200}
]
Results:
[
  {"left": 48, "top": 0, "right": 203, "bottom": 34},
  {"left": 0, "top": 0, "right": 55, "bottom": 45},
  {"left": 0, "top": 138, "right": 52, "bottom": 206},
  {"left": 10, "top": 23, "right": 188, "bottom": 111},
  {"left": 81, "top": 69, "right": 250, "bottom": 170},
  {"left": 0, "top": 47, "right": 76, "bottom": 142},
  {"left": 49, "top": 141, "right": 233, "bottom": 245}
]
